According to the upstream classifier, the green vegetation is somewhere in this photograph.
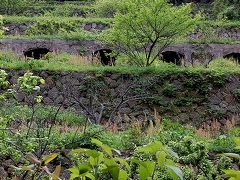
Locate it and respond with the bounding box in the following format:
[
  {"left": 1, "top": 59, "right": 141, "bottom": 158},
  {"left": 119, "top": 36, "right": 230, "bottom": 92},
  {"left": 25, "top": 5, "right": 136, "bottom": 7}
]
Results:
[
  {"left": 3, "top": 16, "right": 111, "bottom": 24},
  {"left": 104, "top": 0, "right": 200, "bottom": 66},
  {"left": 0, "top": 0, "right": 240, "bottom": 179},
  {"left": 1, "top": 53, "right": 240, "bottom": 75},
  {"left": 1, "top": 97, "right": 240, "bottom": 179},
  {"left": 0, "top": 0, "right": 240, "bottom": 44}
]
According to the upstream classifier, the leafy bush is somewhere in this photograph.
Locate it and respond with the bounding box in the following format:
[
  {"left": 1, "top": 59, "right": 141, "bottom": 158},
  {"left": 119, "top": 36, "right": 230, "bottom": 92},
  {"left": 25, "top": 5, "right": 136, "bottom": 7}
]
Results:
[
  {"left": 0, "top": 0, "right": 30, "bottom": 15},
  {"left": 105, "top": 0, "right": 200, "bottom": 66},
  {"left": 69, "top": 139, "right": 183, "bottom": 180},
  {"left": 213, "top": 0, "right": 240, "bottom": 20},
  {"left": 208, "top": 135, "right": 239, "bottom": 153},
  {"left": 94, "top": 0, "right": 123, "bottom": 17},
  {"left": 221, "top": 137, "right": 240, "bottom": 180},
  {"left": 27, "top": 19, "right": 78, "bottom": 35}
]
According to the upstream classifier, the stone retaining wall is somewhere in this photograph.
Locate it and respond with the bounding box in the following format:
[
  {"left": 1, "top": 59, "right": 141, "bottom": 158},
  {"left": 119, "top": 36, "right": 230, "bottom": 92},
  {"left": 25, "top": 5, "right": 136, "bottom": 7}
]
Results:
[
  {"left": 7, "top": 70, "right": 240, "bottom": 128},
  {"left": 4, "top": 22, "right": 108, "bottom": 36}
]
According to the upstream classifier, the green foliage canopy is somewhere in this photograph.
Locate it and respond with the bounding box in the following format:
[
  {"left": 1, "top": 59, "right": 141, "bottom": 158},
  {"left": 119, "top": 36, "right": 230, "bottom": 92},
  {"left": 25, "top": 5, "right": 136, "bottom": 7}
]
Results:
[{"left": 105, "top": 0, "right": 200, "bottom": 66}]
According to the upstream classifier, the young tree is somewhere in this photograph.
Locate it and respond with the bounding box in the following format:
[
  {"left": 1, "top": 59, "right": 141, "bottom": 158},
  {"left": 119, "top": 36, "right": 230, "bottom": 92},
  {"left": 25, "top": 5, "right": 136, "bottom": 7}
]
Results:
[{"left": 105, "top": 0, "right": 200, "bottom": 66}]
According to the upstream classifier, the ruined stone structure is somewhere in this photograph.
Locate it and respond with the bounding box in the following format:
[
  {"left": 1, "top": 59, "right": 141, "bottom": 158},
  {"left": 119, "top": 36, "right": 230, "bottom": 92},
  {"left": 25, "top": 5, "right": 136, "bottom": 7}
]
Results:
[
  {"left": 0, "top": 39, "right": 106, "bottom": 57},
  {"left": 1, "top": 39, "right": 240, "bottom": 66}
]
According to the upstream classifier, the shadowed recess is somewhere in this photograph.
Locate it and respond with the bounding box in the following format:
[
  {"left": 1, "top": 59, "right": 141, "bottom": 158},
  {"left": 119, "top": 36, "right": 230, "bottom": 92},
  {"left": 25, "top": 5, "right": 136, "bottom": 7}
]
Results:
[
  {"left": 92, "top": 49, "right": 116, "bottom": 66},
  {"left": 161, "top": 51, "right": 184, "bottom": 66},
  {"left": 224, "top": 53, "right": 240, "bottom": 63},
  {"left": 24, "top": 48, "right": 51, "bottom": 59}
]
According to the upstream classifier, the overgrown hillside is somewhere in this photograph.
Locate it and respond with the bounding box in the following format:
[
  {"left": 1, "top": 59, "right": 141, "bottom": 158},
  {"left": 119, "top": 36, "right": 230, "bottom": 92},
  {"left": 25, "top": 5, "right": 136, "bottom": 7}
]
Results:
[{"left": 0, "top": 1, "right": 239, "bottom": 180}]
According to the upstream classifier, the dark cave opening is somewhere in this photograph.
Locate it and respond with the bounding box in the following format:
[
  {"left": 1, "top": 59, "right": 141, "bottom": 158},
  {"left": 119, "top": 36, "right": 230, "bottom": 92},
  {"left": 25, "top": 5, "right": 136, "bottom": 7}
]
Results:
[
  {"left": 161, "top": 51, "right": 184, "bottom": 66},
  {"left": 92, "top": 49, "right": 116, "bottom": 66},
  {"left": 24, "top": 48, "right": 51, "bottom": 59},
  {"left": 224, "top": 53, "right": 240, "bottom": 63}
]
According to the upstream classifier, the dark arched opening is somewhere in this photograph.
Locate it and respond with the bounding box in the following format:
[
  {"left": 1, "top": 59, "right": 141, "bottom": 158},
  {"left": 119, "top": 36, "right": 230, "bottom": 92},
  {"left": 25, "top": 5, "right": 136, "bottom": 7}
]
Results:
[
  {"left": 169, "top": 0, "right": 212, "bottom": 5},
  {"left": 161, "top": 51, "right": 184, "bottom": 66},
  {"left": 92, "top": 49, "right": 116, "bottom": 66},
  {"left": 24, "top": 48, "right": 51, "bottom": 59},
  {"left": 224, "top": 53, "right": 240, "bottom": 63}
]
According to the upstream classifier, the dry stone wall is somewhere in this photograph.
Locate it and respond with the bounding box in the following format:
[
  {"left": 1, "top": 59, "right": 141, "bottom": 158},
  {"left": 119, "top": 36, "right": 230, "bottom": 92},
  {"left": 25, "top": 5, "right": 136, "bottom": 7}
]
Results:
[
  {"left": 3, "top": 22, "right": 108, "bottom": 36},
  {"left": 6, "top": 69, "right": 240, "bottom": 128}
]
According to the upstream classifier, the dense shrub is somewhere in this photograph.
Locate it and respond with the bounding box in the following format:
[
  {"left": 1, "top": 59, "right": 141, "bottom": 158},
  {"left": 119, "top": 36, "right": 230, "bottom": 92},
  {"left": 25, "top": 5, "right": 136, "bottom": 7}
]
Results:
[
  {"left": 213, "top": 0, "right": 240, "bottom": 20},
  {"left": 0, "top": 0, "right": 30, "bottom": 15},
  {"left": 94, "top": 0, "right": 123, "bottom": 17}
]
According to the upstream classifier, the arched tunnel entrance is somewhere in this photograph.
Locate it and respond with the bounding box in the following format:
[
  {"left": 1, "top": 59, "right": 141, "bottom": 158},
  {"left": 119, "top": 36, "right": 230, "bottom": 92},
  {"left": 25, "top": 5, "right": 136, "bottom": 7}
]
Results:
[
  {"left": 161, "top": 51, "right": 184, "bottom": 66},
  {"left": 224, "top": 53, "right": 240, "bottom": 63},
  {"left": 92, "top": 49, "right": 116, "bottom": 66},
  {"left": 24, "top": 48, "right": 51, "bottom": 59}
]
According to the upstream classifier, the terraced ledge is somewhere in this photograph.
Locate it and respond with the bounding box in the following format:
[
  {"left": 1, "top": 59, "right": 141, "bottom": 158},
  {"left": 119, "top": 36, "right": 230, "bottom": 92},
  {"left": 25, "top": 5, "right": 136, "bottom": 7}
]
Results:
[{"left": 4, "top": 16, "right": 112, "bottom": 24}]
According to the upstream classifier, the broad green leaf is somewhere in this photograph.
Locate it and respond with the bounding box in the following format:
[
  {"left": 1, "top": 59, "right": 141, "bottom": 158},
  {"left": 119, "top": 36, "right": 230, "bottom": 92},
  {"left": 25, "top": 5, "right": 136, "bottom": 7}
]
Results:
[
  {"left": 102, "top": 144, "right": 113, "bottom": 157},
  {"left": 91, "top": 138, "right": 103, "bottom": 146},
  {"left": 91, "top": 138, "right": 113, "bottom": 157},
  {"left": 234, "top": 137, "right": 240, "bottom": 149},
  {"left": 42, "top": 153, "right": 58, "bottom": 165},
  {"left": 86, "top": 149, "right": 103, "bottom": 158},
  {"left": 234, "top": 137, "right": 240, "bottom": 145},
  {"left": 118, "top": 169, "right": 128, "bottom": 180},
  {"left": 223, "top": 169, "right": 240, "bottom": 180},
  {"left": 89, "top": 152, "right": 104, "bottom": 166},
  {"left": 137, "top": 141, "right": 163, "bottom": 155},
  {"left": 85, "top": 173, "right": 96, "bottom": 180},
  {"left": 70, "top": 173, "right": 79, "bottom": 180},
  {"left": 78, "top": 164, "right": 92, "bottom": 175},
  {"left": 165, "top": 164, "right": 183, "bottom": 180},
  {"left": 68, "top": 167, "right": 79, "bottom": 175},
  {"left": 105, "top": 159, "right": 118, "bottom": 167},
  {"left": 114, "top": 157, "right": 131, "bottom": 171},
  {"left": 156, "top": 151, "right": 167, "bottom": 167},
  {"left": 69, "top": 167, "right": 79, "bottom": 180},
  {"left": 131, "top": 159, "right": 155, "bottom": 180},
  {"left": 107, "top": 166, "right": 120, "bottom": 180},
  {"left": 105, "top": 160, "right": 128, "bottom": 180},
  {"left": 69, "top": 148, "right": 102, "bottom": 159}
]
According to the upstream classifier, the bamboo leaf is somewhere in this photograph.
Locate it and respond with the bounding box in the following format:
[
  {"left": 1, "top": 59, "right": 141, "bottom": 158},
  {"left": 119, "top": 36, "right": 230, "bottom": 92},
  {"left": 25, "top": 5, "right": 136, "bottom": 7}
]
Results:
[
  {"left": 52, "top": 165, "right": 61, "bottom": 180},
  {"left": 25, "top": 153, "right": 41, "bottom": 164},
  {"left": 42, "top": 153, "right": 58, "bottom": 165}
]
